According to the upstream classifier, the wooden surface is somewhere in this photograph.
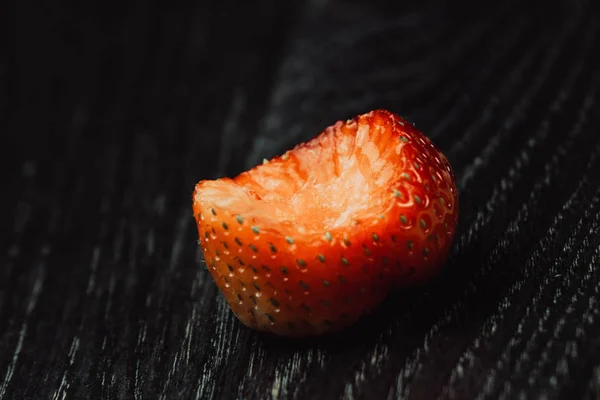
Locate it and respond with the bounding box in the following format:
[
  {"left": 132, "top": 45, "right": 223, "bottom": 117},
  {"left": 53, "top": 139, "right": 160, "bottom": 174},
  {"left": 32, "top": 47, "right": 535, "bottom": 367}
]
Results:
[{"left": 2, "top": 0, "right": 600, "bottom": 398}]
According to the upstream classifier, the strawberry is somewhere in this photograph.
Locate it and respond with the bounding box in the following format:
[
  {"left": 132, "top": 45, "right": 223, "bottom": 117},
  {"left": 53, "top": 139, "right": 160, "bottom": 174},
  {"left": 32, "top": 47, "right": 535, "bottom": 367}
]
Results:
[{"left": 193, "top": 109, "right": 458, "bottom": 337}]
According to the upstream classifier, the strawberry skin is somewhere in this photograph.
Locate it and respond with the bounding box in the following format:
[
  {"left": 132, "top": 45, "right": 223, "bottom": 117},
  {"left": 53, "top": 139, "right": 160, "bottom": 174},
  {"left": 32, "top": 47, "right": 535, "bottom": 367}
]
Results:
[{"left": 193, "top": 109, "right": 458, "bottom": 337}]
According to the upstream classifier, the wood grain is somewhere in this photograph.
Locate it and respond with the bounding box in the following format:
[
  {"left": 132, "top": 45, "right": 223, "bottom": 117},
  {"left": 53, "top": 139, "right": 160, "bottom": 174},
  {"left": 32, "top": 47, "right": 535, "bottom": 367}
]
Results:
[{"left": 2, "top": 0, "right": 600, "bottom": 398}]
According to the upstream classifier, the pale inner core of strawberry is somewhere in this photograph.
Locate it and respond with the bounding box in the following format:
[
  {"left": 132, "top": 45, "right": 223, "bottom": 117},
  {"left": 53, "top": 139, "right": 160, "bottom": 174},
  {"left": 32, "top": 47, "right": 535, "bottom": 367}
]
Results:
[{"left": 198, "top": 120, "right": 408, "bottom": 237}]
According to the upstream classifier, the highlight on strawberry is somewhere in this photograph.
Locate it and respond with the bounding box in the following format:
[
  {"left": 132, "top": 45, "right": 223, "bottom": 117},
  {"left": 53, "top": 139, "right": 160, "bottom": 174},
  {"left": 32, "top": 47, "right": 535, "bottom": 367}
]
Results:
[{"left": 192, "top": 109, "right": 458, "bottom": 337}]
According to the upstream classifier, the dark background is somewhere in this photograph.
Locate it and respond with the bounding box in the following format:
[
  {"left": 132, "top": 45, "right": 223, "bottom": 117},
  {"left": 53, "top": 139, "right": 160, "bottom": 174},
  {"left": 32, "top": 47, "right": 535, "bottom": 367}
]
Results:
[{"left": 2, "top": 0, "right": 600, "bottom": 398}]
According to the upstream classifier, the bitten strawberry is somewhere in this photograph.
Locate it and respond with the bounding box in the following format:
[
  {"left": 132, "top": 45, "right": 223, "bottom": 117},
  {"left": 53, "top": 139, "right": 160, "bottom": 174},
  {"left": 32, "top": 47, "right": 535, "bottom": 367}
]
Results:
[{"left": 193, "top": 109, "right": 458, "bottom": 337}]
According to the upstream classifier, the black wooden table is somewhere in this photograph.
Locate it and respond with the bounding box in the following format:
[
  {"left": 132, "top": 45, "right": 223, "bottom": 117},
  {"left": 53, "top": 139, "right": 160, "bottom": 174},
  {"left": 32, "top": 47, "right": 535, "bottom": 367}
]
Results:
[{"left": 2, "top": 1, "right": 600, "bottom": 398}]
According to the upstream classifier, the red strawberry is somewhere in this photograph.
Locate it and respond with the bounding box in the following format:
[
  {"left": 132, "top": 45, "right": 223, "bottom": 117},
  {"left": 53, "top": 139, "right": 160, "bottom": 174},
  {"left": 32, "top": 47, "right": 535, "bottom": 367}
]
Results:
[{"left": 193, "top": 109, "right": 458, "bottom": 337}]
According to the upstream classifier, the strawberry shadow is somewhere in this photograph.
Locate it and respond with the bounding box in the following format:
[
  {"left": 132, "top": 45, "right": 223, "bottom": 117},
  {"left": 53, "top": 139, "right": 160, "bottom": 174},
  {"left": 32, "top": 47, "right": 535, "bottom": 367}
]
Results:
[{"left": 250, "top": 224, "right": 495, "bottom": 355}]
